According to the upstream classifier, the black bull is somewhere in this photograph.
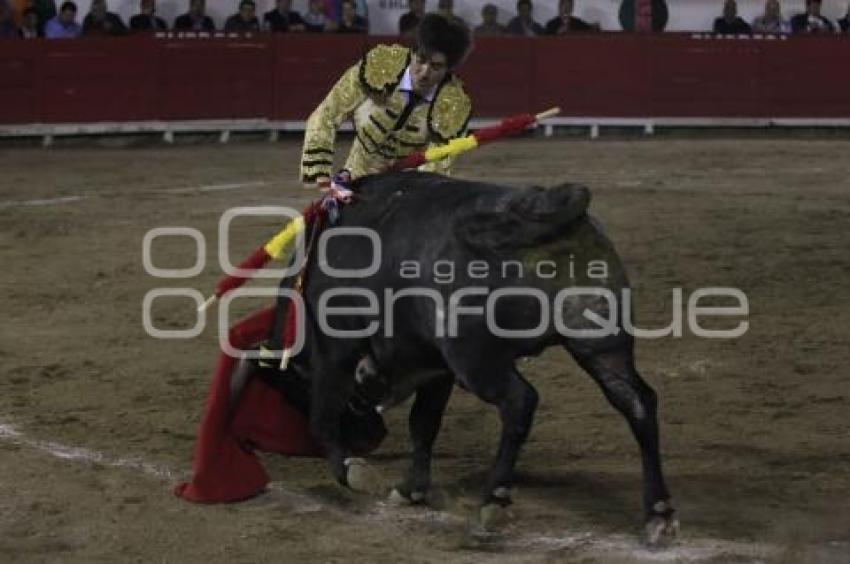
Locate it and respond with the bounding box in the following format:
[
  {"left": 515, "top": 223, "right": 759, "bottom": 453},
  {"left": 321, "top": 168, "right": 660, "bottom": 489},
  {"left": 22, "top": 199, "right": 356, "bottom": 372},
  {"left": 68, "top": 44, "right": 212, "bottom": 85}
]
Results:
[{"left": 258, "top": 171, "right": 677, "bottom": 542}]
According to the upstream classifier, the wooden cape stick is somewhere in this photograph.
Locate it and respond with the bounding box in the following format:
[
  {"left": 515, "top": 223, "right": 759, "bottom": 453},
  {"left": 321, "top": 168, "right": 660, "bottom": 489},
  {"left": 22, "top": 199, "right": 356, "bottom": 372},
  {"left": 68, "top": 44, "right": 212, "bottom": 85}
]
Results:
[{"left": 536, "top": 107, "right": 561, "bottom": 120}]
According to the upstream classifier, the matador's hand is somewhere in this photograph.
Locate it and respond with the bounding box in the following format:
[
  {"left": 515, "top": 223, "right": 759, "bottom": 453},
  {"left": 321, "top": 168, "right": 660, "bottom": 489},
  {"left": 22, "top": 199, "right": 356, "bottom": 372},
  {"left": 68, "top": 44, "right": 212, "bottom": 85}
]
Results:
[{"left": 313, "top": 175, "right": 331, "bottom": 191}]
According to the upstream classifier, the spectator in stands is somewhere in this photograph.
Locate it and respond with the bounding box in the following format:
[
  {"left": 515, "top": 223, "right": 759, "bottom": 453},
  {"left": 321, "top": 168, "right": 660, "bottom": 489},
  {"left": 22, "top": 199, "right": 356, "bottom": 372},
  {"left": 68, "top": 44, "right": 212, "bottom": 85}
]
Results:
[
  {"left": 475, "top": 4, "right": 504, "bottom": 35},
  {"left": 752, "top": 0, "right": 790, "bottom": 33},
  {"left": 340, "top": 0, "right": 368, "bottom": 24},
  {"left": 545, "top": 0, "right": 596, "bottom": 34},
  {"left": 82, "top": 0, "right": 127, "bottom": 35},
  {"left": 506, "top": 0, "right": 544, "bottom": 36},
  {"left": 129, "top": 0, "right": 167, "bottom": 31},
  {"left": 839, "top": 3, "right": 850, "bottom": 32},
  {"left": 436, "top": 0, "right": 466, "bottom": 28},
  {"left": 44, "top": 0, "right": 81, "bottom": 38},
  {"left": 174, "top": 0, "right": 215, "bottom": 31},
  {"left": 224, "top": 0, "right": 259, "bottom": 31},
  {"left": 713, "top": 0, "right": 751, "bottom": 34},
  {"left": 336, "top": 0, "right": 366, "bottom": 32},
  {"left": 0, "top": 0, "right": 20, "bottom": 38},
  {"left": 20, "top": 7, "right": 42, "bottom": 37},
  {"left": 264, "top": 0, "right": 304, "bottom": 32},
  {"left": 791, "top": 0, "right": 834, "bottom": 34},
  {"left": 30, "top": 0, "right": 57, "bottom": 36},
  {"left": 399, "top": 0, "right": 424, "bottom": 36},
  {"left": 304, "top": 0, "right": 333, "bottom": 32},
  {"left": 319, "top": 0, "right": 366, "bottom": 24},
  {"left": 618, "top": 0, "right": 669, "bottom": 32}
]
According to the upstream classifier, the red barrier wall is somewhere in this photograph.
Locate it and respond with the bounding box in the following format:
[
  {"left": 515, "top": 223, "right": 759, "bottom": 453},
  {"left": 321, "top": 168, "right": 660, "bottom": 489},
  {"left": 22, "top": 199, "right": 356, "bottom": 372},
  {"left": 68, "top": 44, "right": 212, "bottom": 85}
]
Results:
[
  {"left": 1, "top": 34, "right": 849, "bottom": 125},
  {"left": 0, "top": 41, "right": 41, "bottom": 124}
]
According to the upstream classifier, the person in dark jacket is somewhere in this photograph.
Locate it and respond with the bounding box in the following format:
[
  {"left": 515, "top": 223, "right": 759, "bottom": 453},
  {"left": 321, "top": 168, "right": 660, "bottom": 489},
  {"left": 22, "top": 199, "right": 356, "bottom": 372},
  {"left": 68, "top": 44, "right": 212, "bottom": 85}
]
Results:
[
  {"left": 0, "top": 0, "right": 19, "bottom": 38},
  {"left": 263, "top": 0, "right": 305, "bottom": 32},
  {"left": 224, "top": 0, "right": 259, "bottom": 32},
  {"left": 82, "top": 0, "right": 127, "bottom": 36},
  {"left": 32, "top": 0, "right": 57, "bottom": 35},
  {"left": 398, "top": 0, "right": 424, "bottom": 36},
  {"left": 506, "top": 0, "right": 544, "bottom": 36},
  {"left": 129, "top": 0, "right": 167, "bottom": 31},
  {"left": 20, "top": 7, "right": 43, "bottom": 37},
  {"left": 790, "top": 0, "right": 835, "bottom": 34},
  {"left": 545, "top": 0, "right": 595, "bottom": 34},
  {"left": 713, "top": 0, "right": 752, "bottom": 34},
  {"left": 618, "top": 0, "right": 668, "bottom": 32},
  {"left": 839, "top": 3, "right": 850, "bottom": 32},
  {"left": 336, "top": 0, "right": 366, "bottom": 33},
  {"left": 174, "top": 0, "right": 215, "bottom": 31},
  {"left": 475, "top": 3, "right": 506, "bottom": 35}
]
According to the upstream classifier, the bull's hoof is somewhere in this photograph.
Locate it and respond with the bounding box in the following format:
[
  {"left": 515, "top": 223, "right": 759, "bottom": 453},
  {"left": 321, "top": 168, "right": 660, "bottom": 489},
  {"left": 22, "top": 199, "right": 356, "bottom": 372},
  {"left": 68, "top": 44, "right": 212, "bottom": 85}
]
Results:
[
  {"left": 388, "top": 488, "right": 427, "bottom": 506},
  {"left": 478, "top": 502, "right": 513, "bottom": 532},
  {"left": 343, "top": 457, "right": 387, "bottom": 495},
  {"left": 644, "top": 513, "right": 679, "bottom": 548}
]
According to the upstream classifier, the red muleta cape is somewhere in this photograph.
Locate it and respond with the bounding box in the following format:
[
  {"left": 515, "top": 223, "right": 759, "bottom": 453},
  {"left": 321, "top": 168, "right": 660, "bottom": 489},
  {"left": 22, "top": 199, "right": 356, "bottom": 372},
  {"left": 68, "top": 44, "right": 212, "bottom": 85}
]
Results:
[{"left": 174, "top": 307, "right": 321, "bottom": 502}]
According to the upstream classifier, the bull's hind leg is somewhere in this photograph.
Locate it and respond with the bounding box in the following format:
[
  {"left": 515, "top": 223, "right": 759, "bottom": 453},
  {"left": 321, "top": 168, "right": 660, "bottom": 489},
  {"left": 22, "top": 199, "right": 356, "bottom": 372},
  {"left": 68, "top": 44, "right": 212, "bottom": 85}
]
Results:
[
  {"left": 390, "top": 374, "right": 454, "bottom": 505},
  {"left": 567, "top": 342, "right": 678, "bottom": 546}
]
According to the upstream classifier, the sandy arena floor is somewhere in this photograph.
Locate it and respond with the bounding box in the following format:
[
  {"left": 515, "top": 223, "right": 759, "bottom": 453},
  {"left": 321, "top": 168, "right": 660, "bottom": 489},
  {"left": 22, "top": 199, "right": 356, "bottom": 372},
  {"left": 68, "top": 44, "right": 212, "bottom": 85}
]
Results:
[{"left": 0, "top": 136, "right": 848, "bottom": 562}]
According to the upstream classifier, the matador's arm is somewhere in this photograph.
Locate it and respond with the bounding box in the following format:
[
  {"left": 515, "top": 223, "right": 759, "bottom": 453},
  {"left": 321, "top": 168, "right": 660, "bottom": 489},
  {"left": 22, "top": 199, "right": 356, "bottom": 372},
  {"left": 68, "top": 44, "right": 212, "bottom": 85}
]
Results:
[{"left": 300, "top": 63, "right": 367, "bottom": 184}]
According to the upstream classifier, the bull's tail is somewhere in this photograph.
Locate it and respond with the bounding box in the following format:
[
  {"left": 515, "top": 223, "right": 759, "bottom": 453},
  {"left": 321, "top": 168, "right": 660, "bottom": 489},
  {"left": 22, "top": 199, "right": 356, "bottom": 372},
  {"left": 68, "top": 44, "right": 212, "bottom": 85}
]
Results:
[{"left": 457, "top": 183, "right": 591, "bottom": 252}]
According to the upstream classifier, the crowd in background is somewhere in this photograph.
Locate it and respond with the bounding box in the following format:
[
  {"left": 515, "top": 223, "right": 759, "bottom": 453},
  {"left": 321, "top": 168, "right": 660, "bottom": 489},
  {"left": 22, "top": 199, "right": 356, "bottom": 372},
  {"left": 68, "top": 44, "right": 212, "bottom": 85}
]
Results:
[
  {"left": 712, "top": 0, "right": 847, "bottom": 33},
  {"left": 0, "top": 0, "right": 369, "bottom": 37},
  {"left": 1, "top": 0, "right": 849, "bottom": 39}
]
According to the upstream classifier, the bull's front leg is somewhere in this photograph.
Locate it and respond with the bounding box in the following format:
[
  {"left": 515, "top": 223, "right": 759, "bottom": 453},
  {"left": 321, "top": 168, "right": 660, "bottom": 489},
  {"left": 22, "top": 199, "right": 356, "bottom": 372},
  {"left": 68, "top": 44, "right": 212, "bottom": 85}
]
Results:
[
  {"left": 310, "top": 346, "right": 387, "bottom": 494},
  {"left": 309, "top": 368, "right": 349, "bottom": 486},
  {"left": 390, "top": 374, "right": 454, "bottom": 505}
]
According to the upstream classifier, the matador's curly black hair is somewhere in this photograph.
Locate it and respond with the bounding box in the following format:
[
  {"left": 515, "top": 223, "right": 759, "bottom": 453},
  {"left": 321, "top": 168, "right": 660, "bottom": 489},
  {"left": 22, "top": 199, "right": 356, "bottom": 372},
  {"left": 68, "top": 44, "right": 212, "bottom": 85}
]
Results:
[{"left": 412, "top": 13, "right": 472, "bottom": 69}]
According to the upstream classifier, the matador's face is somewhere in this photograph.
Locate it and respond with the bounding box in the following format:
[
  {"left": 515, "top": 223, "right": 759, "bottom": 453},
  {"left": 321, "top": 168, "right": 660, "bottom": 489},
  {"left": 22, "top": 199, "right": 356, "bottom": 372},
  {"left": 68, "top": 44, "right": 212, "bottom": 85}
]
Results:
[{"left": 410, "top": 51, "right": 449, "bottom": 96}]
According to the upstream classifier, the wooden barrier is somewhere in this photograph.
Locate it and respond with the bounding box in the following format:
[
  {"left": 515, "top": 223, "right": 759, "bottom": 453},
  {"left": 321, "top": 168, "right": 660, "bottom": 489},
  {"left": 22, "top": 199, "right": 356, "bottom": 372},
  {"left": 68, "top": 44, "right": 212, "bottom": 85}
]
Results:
[{"left": 1, "top": 34, "right": 848, "bottom": 125}]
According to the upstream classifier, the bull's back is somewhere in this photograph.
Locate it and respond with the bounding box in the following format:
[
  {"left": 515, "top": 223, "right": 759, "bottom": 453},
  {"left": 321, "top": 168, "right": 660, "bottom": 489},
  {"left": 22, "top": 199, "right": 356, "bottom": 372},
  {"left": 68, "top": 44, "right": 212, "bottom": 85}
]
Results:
[
  {"left": 309, "top": 171, "right": 630, "bottom": 354},
  {"left": 342, "top": 172, "right": 623, "bottom": 286}
]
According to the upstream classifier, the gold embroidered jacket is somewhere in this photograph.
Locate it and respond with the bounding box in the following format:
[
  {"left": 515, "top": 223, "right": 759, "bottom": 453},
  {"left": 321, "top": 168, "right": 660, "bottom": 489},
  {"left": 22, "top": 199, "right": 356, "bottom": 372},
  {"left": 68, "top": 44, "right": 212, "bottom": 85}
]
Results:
[{"left": 300, "top": 44, "right": 473, "bottom": 183}]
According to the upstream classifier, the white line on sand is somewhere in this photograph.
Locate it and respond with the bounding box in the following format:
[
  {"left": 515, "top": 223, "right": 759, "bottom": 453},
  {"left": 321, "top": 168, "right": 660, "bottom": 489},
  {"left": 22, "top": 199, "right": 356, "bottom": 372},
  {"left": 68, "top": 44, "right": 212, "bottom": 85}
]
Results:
[
  {"left": 158, "top": 180, "right": 270, "bottom": 194},
  {"left": 0, "top": 195, "right": 87, "bottom": 209},
  {"left": 365, "top": 493, "right": 777, "bottom": 562},
  {"left": 0, "top": 180, "right": 269, "bottom": 208},
  {"left": 0, "top": 422, "right": 174, "bottom": 480},
  {"left": 0, "top": 421, "right": 778, "bottom": 561},
  {"left": 511, "top": 533, "right": 776, "bottom": 562},
  {"left": 198, "top": 181, "right": 269, "bottom": 192}
]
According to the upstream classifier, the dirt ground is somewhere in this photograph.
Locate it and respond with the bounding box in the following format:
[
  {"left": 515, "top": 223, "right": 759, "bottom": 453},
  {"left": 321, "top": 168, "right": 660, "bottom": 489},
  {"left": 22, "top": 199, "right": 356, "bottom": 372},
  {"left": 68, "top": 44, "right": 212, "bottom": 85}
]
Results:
[{"left": 0, "top": 136, "right": 848, "bottom": 563}]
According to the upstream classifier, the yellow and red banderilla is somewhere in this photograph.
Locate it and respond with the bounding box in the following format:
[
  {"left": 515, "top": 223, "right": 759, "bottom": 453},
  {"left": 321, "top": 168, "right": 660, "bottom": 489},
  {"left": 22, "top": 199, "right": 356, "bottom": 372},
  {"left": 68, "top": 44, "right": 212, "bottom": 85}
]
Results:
[{"left": 197, "top": 106, "right": 561, "bottom": 317}]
